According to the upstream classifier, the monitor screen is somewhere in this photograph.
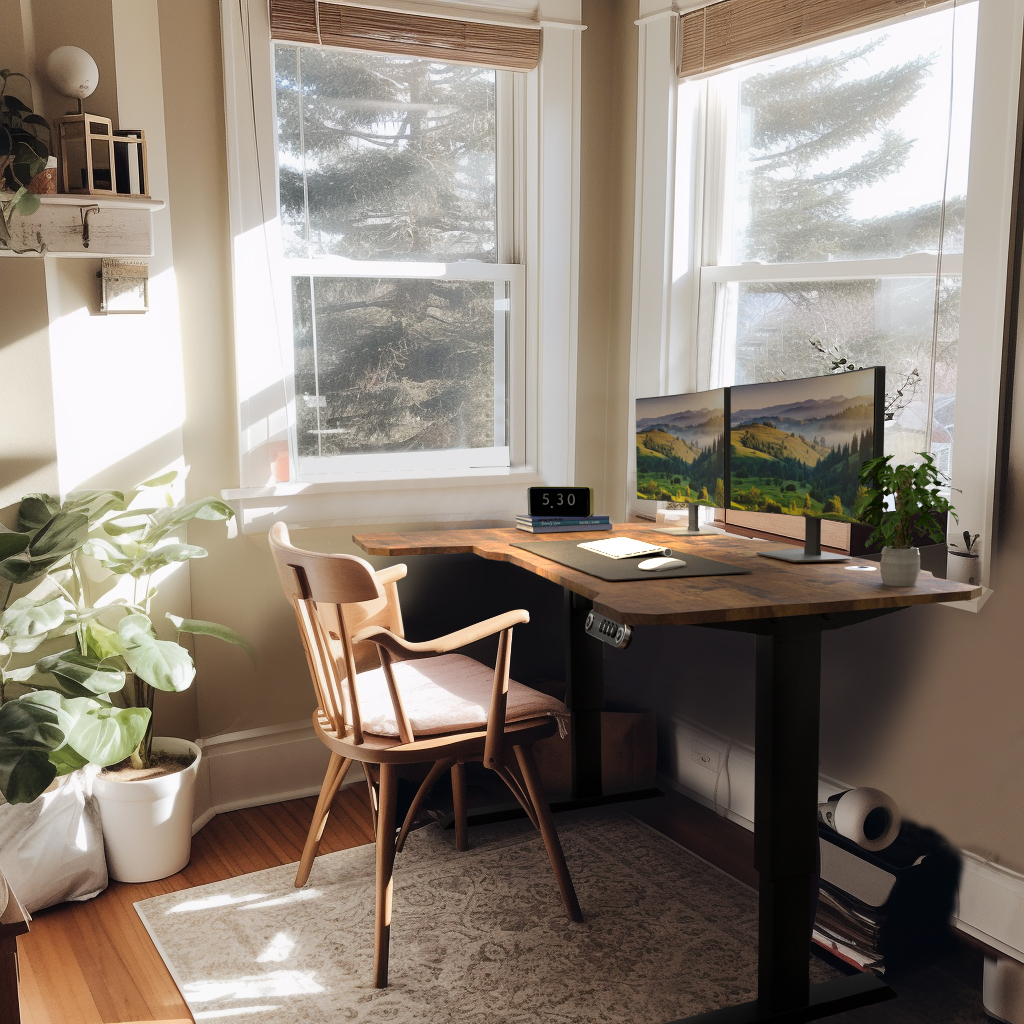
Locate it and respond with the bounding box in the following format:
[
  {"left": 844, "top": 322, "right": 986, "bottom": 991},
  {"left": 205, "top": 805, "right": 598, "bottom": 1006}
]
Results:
[
  {"left": 635, "top": 387, "right": 727, "bottom": 507},
  {"left": 728, "top": 367, "right": 884, "bottom": 522}
]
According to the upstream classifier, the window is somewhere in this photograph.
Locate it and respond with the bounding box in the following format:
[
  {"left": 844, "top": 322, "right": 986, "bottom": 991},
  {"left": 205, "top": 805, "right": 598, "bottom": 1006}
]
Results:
[
  {"left": 220, "top": 1, "right": 582, "bottom": 528},
  {"left": 679, "top": 4, "right": 978, "bottom": 476},
  {"left": 272, "top": 46, "right": 518, "bottom": 479}
]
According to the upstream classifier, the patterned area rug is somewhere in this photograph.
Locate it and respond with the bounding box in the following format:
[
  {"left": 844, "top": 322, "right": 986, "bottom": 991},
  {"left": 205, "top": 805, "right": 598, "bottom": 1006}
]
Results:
[{"left": 136, "top": 810, "right": 834, "bottom": 1023}]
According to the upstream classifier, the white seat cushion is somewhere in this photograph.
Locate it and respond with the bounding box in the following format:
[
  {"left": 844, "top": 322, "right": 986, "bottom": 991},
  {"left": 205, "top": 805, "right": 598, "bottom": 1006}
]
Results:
[{"left": 354, "top": 654, "right": 568, "bottom": 739}]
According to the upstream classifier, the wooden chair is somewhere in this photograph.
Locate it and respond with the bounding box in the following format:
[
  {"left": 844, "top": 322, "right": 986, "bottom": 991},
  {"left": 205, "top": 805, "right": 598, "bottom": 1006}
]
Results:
[{"left": 268, "top": 522, "right": 582, "bottom": 987}]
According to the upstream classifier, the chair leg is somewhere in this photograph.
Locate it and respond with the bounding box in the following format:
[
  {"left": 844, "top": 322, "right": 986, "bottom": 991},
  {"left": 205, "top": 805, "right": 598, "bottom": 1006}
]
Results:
[
  {"left": 451, "top": 761, "right": 469, "bottom": 852},
  {"left": 373, "top": 762, "right": 400, "bottom": 988},
  {"left": 514, "top": 744, "right": 583, "bottom": 923},
  {"left": 397, "top": 758, "right": 455, "bottom": 854},
  {"left": 295, "top": 753, "right": 352, "bottom": 887}
]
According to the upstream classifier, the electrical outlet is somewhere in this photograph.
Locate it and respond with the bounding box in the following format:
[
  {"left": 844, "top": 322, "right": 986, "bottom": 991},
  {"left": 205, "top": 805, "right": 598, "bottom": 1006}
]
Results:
[{"left": 692, "top": 740, "right": 720, "bottom": 773}]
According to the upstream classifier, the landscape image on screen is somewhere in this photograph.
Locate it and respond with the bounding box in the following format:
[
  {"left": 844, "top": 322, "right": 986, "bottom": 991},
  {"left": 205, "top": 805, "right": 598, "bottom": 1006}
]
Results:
[
  {"left": 729, "top": 369, "right": 880, "bottom": 522},
  {"left": 635, "top": 389, "right": 726, "bottom": 507}
]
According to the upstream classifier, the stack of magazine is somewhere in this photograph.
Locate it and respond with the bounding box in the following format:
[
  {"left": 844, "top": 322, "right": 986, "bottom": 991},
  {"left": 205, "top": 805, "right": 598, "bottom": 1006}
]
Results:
[{"left": 515, "top": 513, "right": 612, "bottom": 534}]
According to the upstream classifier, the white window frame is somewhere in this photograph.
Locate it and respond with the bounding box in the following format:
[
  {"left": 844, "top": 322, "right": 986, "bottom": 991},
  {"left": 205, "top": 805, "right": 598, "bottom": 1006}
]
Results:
[
  {"left": 629, "top": 0, "right": 1024, "bottom": 592},
  {"left": 219, "top": 0, "right": 583, "bottom": 532}
]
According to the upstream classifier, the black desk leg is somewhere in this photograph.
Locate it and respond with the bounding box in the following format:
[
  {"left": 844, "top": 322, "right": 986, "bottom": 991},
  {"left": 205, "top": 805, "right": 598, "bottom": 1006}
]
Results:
[
  {"left": 755, "top": 629, "right": 821, "bottom": 1012},
  {"left": 564, "top": 590, "right": 604, "bottom": 800},
  {"left": 670, "top": 623, "right": 895, "bottom": 1024}
]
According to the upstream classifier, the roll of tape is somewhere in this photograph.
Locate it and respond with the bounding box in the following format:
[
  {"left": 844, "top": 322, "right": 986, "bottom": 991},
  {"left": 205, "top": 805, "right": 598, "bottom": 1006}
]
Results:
[
  {"left": 0, "top": 871, "right": 8, "bottom": 918},
  {"left": 818, "top": 787, "right": 901, "bottom": 852}
]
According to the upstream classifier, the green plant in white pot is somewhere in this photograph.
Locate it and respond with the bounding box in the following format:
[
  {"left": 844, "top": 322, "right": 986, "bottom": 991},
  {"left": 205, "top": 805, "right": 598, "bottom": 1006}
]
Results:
[
  {"left": 78, "top": 473, "right": 255, "bottom": 882},
  {"left": 0, "top": 475, "right": 254, "bottom": 883},
  {"left": 855, "top": 453, "right": 957, "bottom": 587}
]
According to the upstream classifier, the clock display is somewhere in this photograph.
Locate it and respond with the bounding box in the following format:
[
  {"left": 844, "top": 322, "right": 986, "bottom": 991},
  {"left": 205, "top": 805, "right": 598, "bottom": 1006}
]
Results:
[{"left": 527, "top": 486, "right": 592, "bottom": 517}]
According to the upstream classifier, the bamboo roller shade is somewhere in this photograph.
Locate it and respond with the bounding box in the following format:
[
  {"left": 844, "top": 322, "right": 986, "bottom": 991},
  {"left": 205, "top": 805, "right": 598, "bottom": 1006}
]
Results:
[
  {"left": 678, "top": 0, "right": 950, "bottom": 78},
  {"left": 269, "top": 0, "right": 540, "bottom": 71}
]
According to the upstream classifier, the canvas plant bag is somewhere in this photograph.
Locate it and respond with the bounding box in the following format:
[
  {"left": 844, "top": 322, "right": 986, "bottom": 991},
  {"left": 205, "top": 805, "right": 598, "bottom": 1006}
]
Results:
[{"left": 0, "top": 767, "right": 107, "bottom": 913}]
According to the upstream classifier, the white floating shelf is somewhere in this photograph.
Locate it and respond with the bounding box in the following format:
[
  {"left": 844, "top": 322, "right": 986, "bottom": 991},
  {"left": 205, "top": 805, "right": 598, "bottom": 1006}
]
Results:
[{"left": 2, "top": 193, "right": 165, "bottom": 257}]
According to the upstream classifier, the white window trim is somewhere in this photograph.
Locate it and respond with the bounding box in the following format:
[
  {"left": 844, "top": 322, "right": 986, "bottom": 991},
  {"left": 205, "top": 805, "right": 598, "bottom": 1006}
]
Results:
[
  {"left": 219, "top": 0, "right": 583, "bottom": 533},
  {"left": 629, "top": 0, "right": 1024, "bottom": 590}
]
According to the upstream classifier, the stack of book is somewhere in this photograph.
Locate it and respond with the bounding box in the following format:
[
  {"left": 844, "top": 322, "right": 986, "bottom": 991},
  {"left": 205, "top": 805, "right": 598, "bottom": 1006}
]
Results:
[{"left": 515, "top": 514, "right": 612, "bottom": 534}]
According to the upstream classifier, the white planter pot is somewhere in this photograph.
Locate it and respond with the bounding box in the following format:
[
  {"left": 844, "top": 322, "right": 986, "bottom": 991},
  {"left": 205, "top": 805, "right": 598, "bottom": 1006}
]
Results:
[
  {"left": 947, "top": 551, "right": 981, "bottom": 586},
  {"left": 880, "top": 546, "right": 920, "bottom": 587},
  {"left": 93, "top": 737, "right": 201, "bottom": 883}
]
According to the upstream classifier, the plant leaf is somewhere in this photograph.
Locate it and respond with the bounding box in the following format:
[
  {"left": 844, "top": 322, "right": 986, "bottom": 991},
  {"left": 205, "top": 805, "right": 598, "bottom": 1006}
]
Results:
[
  {"left": 118, "top": 613, "right": 155, "bottom": 643},
  {"left": 17, "top": 494, "right": 60, "bottom": 532},
  {"left": 28, "top": 510, "right": 89, "bottom": 558},
  {"left": 33, "top": 650, "right": 126, "bottom": 698},
  {"left": 122, "top": 634, "right": 195, "bottom": 692},
  {"left": 83, "top": 620, "right": 127, "bottom": 661},
  {"left": 53, "top": 697, "right": 150, "bottom": 768},
  {"left": 0, "top": 530, "right": 30, "bottom": 560},
  {"left": 0, "top": 695, "right": 63, "bottom": 803},
  {"left": 138, "top": 471, "right": 178, "bottom": 488},
  {"left": 1, "top": 595, "right": 72, "bottom": 638},
  {"left": 167, "top": 613, "right": 257, "bottom": 665},
  {"left": 139, "top": 542, "right": 208, "bottom": 573}
]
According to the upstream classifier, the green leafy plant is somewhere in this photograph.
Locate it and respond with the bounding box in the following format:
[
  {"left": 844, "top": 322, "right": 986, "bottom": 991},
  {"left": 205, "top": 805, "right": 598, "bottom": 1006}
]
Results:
[
  {"left": 0, "top": 69, "right": 50, "bottom": 251},
  {"left": 854, "top": 453, "right": 957, "bottom": 550},
  {"left": 0, "top": 476, "right": 254, "bottom": 804}
]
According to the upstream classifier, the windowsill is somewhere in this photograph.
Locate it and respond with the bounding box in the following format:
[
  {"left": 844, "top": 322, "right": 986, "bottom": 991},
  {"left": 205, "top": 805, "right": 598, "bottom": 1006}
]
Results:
[
  {"left": 222, "top": 466, "right": 544, "bottom": 534},
  {"left": 941, "top": 585, "right": 992, "bottom": 613}
]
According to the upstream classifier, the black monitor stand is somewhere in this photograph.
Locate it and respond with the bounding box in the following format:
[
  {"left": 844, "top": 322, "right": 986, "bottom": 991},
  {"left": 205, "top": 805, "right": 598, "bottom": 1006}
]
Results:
[
  {"left": 758, "top": 515, "right": 850, "bottom": 563},
  {"left": 654, "top": 503, "right": 723, "bottom": 537}
]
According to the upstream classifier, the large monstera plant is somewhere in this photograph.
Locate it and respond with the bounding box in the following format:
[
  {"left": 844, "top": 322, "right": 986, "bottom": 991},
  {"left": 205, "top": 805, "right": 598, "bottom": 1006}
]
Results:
[{"left": 0, "top": 475, "right": 254, "bottom": 804}]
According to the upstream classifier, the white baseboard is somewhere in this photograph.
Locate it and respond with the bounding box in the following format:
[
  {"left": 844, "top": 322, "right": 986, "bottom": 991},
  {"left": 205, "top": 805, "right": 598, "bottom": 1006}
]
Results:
[
  {"left": 194, "top": 718, "right": 365, "bottom": 830},
  {"left": 663, "top": 713, "right": 1023, "bottom": 962}
]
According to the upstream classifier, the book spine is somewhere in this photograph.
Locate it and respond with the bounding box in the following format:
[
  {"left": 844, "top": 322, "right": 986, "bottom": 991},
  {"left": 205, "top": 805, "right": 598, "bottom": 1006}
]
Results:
[
  {"left": 516, "top": 523, "right": 613, "bottom": 533},
  {"left": 516, "top": 517, "right": 610, "bottom": 526}
]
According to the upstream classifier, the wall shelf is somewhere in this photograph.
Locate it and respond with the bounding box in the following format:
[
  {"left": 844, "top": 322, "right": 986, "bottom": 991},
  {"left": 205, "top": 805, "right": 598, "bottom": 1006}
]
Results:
[{"left": 1, "top": 193, "right": 165, "bottom": 257}]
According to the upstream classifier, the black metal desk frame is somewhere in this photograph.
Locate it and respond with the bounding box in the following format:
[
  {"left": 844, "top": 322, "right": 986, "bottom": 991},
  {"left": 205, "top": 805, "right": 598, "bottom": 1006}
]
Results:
[{"left": 565, "top": 589, "right": 897, "bottom": 1024}]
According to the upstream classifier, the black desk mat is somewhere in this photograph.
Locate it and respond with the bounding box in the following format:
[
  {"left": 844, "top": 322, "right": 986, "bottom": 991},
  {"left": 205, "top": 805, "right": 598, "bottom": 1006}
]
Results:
[{"left": 510, "top": 539, "right": 752, "bottom": 582}]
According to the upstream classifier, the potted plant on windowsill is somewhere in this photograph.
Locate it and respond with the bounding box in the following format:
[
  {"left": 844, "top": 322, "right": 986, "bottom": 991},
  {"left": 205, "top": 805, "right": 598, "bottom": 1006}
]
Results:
[
  {"left": 854, "top": 453, "right": 956, "bottom": 587},
  {"left": 0, "top": 475, "right": 254, "bottom": 884}
]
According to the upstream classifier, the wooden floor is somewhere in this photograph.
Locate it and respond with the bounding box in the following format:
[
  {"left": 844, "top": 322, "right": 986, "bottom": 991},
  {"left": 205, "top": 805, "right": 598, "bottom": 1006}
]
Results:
[{"left": 17, "top": 786, "right": 375, "bottom": 1024}]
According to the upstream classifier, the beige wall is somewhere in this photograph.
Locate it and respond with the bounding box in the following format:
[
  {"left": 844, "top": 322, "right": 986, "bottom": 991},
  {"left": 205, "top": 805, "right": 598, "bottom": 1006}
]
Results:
[{"left": 576, "top": 0, "right": 637, "bottom": 522}]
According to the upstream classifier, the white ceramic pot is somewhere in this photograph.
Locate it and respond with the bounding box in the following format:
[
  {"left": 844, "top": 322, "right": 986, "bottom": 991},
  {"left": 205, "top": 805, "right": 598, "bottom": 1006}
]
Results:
[
  {"left": 947, "top": 551, "right": 981, "bottom": 586},
  {"left": 93, "top": 737, "right": 201, "bottom": 883},
  {"left": 880, "top": 546, "right": 920, "bottom": 587}
]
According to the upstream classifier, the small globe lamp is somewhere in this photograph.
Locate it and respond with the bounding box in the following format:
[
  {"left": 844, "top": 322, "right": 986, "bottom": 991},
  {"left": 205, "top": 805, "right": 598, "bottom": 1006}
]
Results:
[{"left": 47, "top": 46, "right": 117, "bottom": 195}]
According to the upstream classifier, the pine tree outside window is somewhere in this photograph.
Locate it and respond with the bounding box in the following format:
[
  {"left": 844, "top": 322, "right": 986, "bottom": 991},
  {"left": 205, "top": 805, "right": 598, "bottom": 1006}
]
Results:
[
  {"left": 678, "top": 3, "right": 978, "bottom": 478},
  {"left": 273, "top": 46, "right": 520, "bottom": 480}
]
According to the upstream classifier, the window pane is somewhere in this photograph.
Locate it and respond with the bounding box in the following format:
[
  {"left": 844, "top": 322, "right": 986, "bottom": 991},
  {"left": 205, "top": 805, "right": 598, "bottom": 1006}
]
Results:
[
  {"left": 723, "top": 276, "right": 960, "bottom": 467},
  {"left": 294, "top": 277, "right": 507, "bottom": 458},
  {"left": 728, "top": 4, "right": 977, "bottom": 264},
  {"left": 275, "top": 46, "right": 496, "bottom": 262}
]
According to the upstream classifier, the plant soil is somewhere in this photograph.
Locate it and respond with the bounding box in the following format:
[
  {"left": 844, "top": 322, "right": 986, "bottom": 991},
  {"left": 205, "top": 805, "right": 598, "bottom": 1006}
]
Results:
[{"left": 101, "top": 751, "right": 196, "bottom": 782}]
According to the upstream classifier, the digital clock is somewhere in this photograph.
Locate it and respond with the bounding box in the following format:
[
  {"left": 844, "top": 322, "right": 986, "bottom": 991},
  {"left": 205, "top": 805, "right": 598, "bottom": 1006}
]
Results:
[{"left": 527, "top": 486, "right": 593, "bottom": 517}]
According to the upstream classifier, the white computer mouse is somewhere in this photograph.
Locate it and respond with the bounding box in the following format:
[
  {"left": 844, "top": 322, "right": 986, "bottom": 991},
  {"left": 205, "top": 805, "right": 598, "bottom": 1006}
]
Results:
[{"left": 637, "top": 556, "right": 686, "bottom": 571}]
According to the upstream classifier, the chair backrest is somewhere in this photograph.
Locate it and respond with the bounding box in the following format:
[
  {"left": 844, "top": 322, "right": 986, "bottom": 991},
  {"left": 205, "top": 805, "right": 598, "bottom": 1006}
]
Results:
[{"left": 269, "top": 522, "right": 404, "bottom": 743}]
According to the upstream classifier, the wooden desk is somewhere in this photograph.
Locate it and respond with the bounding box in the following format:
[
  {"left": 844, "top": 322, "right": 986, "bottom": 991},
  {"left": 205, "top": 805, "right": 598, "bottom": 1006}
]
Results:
[{"left": 354, "top": 525, "right": 979, "bottom": 1024}]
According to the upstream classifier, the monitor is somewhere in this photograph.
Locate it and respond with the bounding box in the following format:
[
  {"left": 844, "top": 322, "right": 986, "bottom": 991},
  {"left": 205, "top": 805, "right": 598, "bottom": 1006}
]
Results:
[
  {"left": 728, "top": 367, "right": 885, "bottom": 562},
  {"left": 635, "top": 387, "right": 728, "bottom": 509}
]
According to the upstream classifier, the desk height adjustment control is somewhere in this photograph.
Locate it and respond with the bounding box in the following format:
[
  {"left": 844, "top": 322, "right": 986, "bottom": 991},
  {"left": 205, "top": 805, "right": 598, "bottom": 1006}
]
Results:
[{"left": 584, "top": 610, "right": 633, "bottom": 649}]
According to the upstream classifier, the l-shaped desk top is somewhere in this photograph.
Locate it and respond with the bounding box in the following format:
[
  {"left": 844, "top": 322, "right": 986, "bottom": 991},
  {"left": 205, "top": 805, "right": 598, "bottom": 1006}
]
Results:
[{"left": 353, "top": 524, "right": 980, "bottom": 625}]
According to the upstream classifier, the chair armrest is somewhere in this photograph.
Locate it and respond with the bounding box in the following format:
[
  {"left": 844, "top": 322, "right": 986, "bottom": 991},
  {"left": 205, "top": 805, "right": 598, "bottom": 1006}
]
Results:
[
  {"left": 353, "top": 609, "right": 529, "bottom": 661},
  {"left": 374, "top": 563, "right": 407, "bottom": 587}
]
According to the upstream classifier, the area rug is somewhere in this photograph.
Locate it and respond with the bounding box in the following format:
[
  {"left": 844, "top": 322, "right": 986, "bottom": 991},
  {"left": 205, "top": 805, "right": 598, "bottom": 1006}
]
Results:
[{"left": 135, "top": 810, "right": 833, "bottom": 1023}]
